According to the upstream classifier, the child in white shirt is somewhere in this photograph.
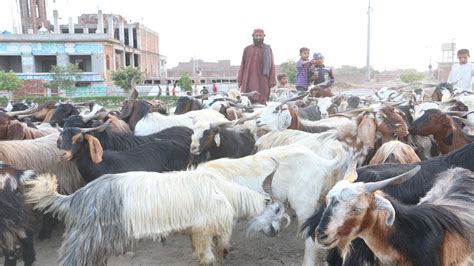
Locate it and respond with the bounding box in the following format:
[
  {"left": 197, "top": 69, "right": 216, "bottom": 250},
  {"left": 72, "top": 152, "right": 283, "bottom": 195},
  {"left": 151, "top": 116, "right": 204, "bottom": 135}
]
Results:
[{"left": 448, "top": 49, "right": 474, "bottom": 92}]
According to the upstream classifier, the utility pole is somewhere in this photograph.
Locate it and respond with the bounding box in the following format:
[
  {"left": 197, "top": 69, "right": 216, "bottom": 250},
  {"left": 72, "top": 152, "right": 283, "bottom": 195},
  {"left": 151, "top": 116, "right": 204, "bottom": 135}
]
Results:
[{"left": 365, "top": 0, "right": 372, "bottom": 82}]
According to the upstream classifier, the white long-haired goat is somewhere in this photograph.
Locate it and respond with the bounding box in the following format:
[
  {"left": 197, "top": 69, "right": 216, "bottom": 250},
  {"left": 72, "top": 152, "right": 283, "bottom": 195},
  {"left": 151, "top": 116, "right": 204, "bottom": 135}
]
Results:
[
  {"left": 195, "top": 143, "right": 354, "bottom": 266},
  {"left": 25, "top": 171, "right": 288, "bottom": 266},
  {"left": 134, "top": 108, "right": 228, "bottom": 135}
]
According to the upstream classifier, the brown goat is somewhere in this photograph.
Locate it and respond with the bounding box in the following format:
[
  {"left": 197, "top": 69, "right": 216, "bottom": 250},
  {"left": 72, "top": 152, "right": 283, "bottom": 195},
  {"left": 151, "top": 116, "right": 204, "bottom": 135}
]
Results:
[
  {"left": 410, "top": 109, "right": 473, "bottom": 154},
  {"left": 0, "top": 113, "right": 56, "bottom": 140}
]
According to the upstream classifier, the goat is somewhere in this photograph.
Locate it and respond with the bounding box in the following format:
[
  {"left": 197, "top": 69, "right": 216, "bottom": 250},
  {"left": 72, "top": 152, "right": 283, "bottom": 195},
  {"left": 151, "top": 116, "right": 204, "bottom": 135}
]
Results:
[
  {"left": 134, "top": 108, "right": 228, "bottom": 136},
  {"left": 0, "top": 163, "right": 36, "bottom": 266},
  {"left": 25, "top": 171, "right": 288, "bottom": 265},
  {"left": 369, "top": 140, "right": 420, "bottom": 164},
  {"left": 256, "top": 102, "right": 334, "bottom": 133},
  {"left": 410, "top": 109, "right": 473, "bottom": 154},
  {"left": 174, "top": 96, "right": 204, "bottom": 114},
  {"left": 195, "top": 143, "right": 352, "bottom": 265},
  {"left": 0, "top": 134, "right": 84, "bottom": 240},
  {"left": 303, "top": 143, "right": 474, "bottom": 266},
  {"left": 314, "top": 167, "right": 473, "bottom": 266},
  {"left": 48, "top": 103, "right": 81, "bottom": 127},
  {"left": 190, "top": 121, "right": 255, "bottom": 160},
  {"left": 0, "top": 112, "right": 57, "bottom": 140},
  {"left": 57, "top": 127, "right": 193, "bottom": 183},
  {"left": 120, "top": 100, "right": 168, "bottom": 130}
]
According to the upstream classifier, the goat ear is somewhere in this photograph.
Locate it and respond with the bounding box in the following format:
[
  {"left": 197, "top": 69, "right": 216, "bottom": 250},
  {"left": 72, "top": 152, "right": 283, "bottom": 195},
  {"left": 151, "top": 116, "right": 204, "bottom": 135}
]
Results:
[
  {"left": 84, "top": 134, "right": 103, "bottom": 164},
  {"left": 214, "top": 132, "right": 221, "bottom": 147},
  {"left": 442, "top": 126, "right": 453, "bottom": 145},
  {"left": 374, "top": 194, "right": 396, "bottom": 226},
  {"left": 7, "top": 121, "right": 26, "bottom": 140}
]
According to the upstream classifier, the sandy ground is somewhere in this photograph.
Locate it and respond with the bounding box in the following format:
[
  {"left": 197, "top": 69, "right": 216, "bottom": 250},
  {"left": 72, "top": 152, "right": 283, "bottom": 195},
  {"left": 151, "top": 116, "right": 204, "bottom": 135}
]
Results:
[{"left": 25, "top": 210, "right": 306, "bottom": 266}]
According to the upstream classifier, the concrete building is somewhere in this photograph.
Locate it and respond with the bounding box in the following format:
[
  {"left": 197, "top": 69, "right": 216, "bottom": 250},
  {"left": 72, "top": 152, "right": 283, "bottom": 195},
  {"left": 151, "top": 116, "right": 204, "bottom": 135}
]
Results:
[
  {"left": 18, "top": 0, "right": 51, "bottom": 34},
  {"left": 0, "top": 10, "right": 164, "bottom": 96},
  {"left": 167, "top": 59, "right": 239, "bottom": 82}
]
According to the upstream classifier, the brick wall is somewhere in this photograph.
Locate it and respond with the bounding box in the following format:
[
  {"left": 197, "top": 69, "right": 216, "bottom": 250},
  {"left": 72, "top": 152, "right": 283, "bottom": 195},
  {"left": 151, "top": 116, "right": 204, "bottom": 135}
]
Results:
[{"left": 14, "top": 80, "right": 47, "bottom": 97}]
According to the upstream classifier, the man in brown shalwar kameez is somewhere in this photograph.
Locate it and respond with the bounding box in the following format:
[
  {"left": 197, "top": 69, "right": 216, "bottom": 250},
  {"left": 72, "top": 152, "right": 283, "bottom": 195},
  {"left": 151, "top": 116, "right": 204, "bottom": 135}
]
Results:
[{"left": 237, "top": 28, "right": 276, "bottom": 105}]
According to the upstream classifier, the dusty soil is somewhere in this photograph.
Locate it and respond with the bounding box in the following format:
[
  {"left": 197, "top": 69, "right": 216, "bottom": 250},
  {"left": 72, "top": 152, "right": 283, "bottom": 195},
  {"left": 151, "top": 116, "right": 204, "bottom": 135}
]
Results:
[{"left": 28, "top": 211, "right": 306, "bottom": 266}]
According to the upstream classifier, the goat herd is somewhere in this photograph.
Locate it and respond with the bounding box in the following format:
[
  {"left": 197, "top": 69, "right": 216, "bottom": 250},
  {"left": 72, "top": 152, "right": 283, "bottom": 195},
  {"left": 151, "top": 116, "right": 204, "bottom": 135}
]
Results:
[{"left": 0, "top": 82, "right": 473, "bottom": 266}]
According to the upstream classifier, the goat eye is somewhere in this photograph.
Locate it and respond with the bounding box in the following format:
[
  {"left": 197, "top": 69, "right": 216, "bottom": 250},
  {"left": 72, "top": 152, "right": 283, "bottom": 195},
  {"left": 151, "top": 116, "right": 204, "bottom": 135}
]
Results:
[
  {"left": 351, "top": 207, "right": 362, "bottom": 214},
  {"left": 275, "top": 207, "right": 281, "bottom": 213}
]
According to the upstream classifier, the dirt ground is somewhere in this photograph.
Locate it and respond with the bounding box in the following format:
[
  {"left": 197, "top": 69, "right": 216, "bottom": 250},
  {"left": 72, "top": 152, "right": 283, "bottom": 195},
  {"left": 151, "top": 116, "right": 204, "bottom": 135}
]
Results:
[{"left": 28, "top": 210, "right": 306, "bottom": 266}]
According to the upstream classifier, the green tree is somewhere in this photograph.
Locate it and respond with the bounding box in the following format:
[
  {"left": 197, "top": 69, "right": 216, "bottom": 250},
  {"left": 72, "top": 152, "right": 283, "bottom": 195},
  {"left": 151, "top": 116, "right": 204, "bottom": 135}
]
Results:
[
  {"left": 0, "top": 70, "right": 24, "bottom": 100},
  {"left": 400, "top": 71, "right": 425, "bottom": 84},
  {"left": 111, "top": 66, "right": 143, "bottom": 93},
  {"left": 46, "top": 63, "right": 82, "bottom": 91},
  {"left": 177, "top": 73, "right": 193, "bottom": 93},
  {"left": 279, "top": 60, "right": 297, "bottom": 83}
]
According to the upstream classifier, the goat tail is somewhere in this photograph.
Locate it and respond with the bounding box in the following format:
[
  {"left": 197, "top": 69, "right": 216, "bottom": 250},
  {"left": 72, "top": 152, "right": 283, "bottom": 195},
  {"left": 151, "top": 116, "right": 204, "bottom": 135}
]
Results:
[{"left": 24, "top": 173, "right": 70, "bottom": 220}]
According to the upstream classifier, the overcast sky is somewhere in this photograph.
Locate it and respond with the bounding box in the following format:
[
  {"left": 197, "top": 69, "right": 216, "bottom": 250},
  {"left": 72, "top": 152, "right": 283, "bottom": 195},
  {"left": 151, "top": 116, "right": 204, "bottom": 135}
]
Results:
[{"left": 1, "top": 0, "right": 473, "bottom": 71}]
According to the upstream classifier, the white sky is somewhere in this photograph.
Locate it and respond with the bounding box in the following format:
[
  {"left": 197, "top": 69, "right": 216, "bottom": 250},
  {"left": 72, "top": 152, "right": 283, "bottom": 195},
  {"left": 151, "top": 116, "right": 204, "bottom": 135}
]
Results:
[{"left": 1, "top": 0, "right": 473, "bottom": 71}]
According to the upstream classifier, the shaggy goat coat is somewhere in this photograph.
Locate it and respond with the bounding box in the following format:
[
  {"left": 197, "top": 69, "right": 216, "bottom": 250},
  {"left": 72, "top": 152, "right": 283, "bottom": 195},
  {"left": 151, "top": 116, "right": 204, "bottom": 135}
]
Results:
[
  {"left": 26, "top": 172, "right": 281, "bottom": 265},
  {"left": 0, "top": 133, "right": 83, "bottom": 194}
]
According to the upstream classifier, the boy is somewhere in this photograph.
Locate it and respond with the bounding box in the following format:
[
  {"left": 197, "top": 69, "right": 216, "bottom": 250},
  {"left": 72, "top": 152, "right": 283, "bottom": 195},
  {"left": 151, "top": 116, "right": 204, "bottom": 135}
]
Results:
[
  {"left": 448, "top": 49, "right": 474, "bottom": 92},
  {"left": 311, "top": 52, "right": 335, "bottom": 89},
  {"left": 270, "top": 73, "right": 297, "bottom": 101},
  {"left": 295, "top": 47, "right": 314, "bottom": 93}
]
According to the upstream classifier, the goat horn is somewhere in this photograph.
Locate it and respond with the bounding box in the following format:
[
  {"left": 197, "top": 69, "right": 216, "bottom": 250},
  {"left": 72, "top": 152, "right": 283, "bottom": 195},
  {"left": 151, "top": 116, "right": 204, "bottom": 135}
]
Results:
[
  {"left": 241, "top": 90, "right": 260, "bottom": 97},
  {"left": 445, "top": 110, "right": 474, "bottom": 117},
  {"left": 364, "top": 165, "right": 421, "bottom": 192},
  {"left": 6, "top": 103, "right": 38, "bottom": 117},
  {"left": 222, "top": 97, "right": 240, "bottom": 103},
  {"left": 81, "top": 120, "right": 111, "bottom": 133},
  {"left": 452, "top": 116, "right": 474, "bottom": 127},
  {"left": 82, "top": 111, "right": 108, "bottom": 123},
  {"left": 55, "top": 123, "right": 63, "bottom": 133},
  {"left": 277, "top": 91, "right": 310, "bottom": 109},
  {"left": 282, "top": 213, "right": 291, "bottom": 228},
  {"left": 342, "top": 149, "right": 362, "bottom": 183},
  {"left": 152, "top": 85, "right": 162, "bottom": 100},
  {"left": 262, "top": 158, "right": 279, "bottom": 196},
  {"left": 232, "top": 112, "right": 260, "bottom": 126},
  {"left": 192, "top": 93, "right": 210, "bottom": 99}
]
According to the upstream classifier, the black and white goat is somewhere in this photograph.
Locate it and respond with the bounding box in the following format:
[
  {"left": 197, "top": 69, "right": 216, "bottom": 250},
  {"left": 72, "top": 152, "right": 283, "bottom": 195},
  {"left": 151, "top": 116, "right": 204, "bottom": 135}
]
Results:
[
  {"left": 57, "top": 126, "right": 193, "bottom": 183},
  {"left": 190, "top": 121, "right": 255, "bottom": 160},
  {"left": 0, "top": 163, "right": 36, "bottom": 266},
  {"left": 26, "top": 171, "right": 288, "bottom": 265},
  {"left": 314, "top": 166, "right": 473, "bottom": 266}
]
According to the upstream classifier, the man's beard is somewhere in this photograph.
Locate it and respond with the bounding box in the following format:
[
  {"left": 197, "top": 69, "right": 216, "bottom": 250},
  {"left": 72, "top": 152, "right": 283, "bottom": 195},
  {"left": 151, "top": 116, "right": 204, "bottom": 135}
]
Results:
[{"left": 253, "top": 38, "right": 264, "bottom": 45}]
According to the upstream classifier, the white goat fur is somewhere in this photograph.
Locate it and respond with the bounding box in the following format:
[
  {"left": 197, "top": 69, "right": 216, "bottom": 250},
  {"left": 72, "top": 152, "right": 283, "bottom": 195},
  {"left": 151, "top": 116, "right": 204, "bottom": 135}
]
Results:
[
  {"left": 26, "top": 172, "right": 284, "bottom": 265},
  {"left": 196, "top": 143, "right": 351, "bottom": 266},
  {"left": 0, "top": 133, "right": 83, "bottom": 194},
  {"left": 134, "top": 109, "right": 228, "bottom": 135}
]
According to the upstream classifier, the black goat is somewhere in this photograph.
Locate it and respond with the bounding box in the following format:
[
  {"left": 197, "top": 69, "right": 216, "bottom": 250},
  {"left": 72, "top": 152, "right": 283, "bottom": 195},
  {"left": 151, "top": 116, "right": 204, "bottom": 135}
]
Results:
[
  {"left": 49, "top": 103, "right": 80, "bottom": 127},
  {"left": 290, "top": 103, "right": 322, "bottom": 121},
  {"left": 0, "top": 163, "right": 36, "bottom": 266},
  {"left": 174, "top": 96, "right": 204, "bottom": 114},
  {"left": 190, "top": 122, "right": 255, "bottom": 160},
  {"left": 303, "top": 143, "right": 474, "bottom": 265},
  {"left": 57, "top": 127, "right": 193, "bottom": 183}
]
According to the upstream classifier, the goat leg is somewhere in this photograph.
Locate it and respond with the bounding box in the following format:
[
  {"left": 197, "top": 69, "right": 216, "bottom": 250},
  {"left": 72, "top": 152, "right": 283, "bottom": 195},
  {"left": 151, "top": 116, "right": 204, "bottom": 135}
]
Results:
[
  {"left": 3, "top": 249, "right": 17, "bottom": 266},
  {"left": 20, "top": 230, "right": 36, "bottom": 266},
  {"left": 38, "top": 213, "right": 57, "bottom": 239}
]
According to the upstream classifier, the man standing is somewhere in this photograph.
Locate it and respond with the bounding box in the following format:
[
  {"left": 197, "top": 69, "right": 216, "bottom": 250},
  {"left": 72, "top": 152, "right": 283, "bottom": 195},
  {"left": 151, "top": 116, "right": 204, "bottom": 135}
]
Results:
[{"left": 237, "top": 28, "right": 276, "bottom": 105}]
